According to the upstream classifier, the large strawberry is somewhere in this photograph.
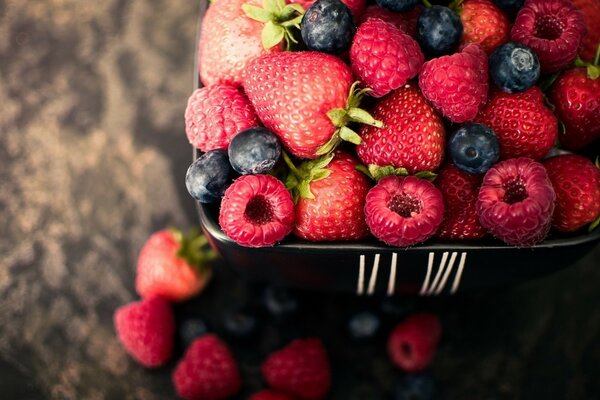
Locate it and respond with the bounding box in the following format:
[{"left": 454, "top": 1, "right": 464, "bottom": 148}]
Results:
[
  {"left": 357, "top": 82, "right": 446, "bottom": 174},
  {"left": 244, "top": 51, "right": 382, "bottom": 159},
  {"left": 572, "top": 0, "right": 600, "bottom": 62},
  {"left": 458, "top": 0, "right": 511, "bottom": 55},
  {"left": 285, "top": 150, "right": 371, "bottom": 241},
  {"left": 549, "top": 62, "right": 600, "bottom": 151},
  {"left": 475, "top": 87, "right": 558, "bottom": 160}
]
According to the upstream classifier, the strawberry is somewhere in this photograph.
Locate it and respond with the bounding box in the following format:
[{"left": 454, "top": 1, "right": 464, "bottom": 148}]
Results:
[
  {"left": 357, "top": 82, "right": 446, "bottom": 174},
  {"left": 243, "top": 52, "right": 382, "bottom": 159},
  {"left": 572, "top": 0, "right": 600, "bottom": 62},
  {"left": 459, "top": 0, "right": 511, "bottom": 55},
  {"left": 549, "top": 64, "right": 600, "bottom": 151},
  {"left": 434, "top": 163, "right": 487, "bottom": 240},
  {"left": 360, "top": 4, "right": 423, "bottom": 37},
  {"left": 543, "top": 154, "right": 600, "bottom": 233},
  {"left": 135, "top": 229, "right": 215, "bottom": 302},
  {"left": 285, "top": 150, "right": 371, "bottom": 241},
  {"left": 113, "top": 297, "right": 174, "bottom": 368},
  {"left": 475, "top": 87, "right": 558, "bottom": 160},
  {"left": 387, "top": 313, "right": 442, "bottom": 373},
  {"left": 262, "top": 338, "right": 331, "bottom": 400},
  {"left": 291, "top": 0, "right": 366, "bottom": 20},
  {"left": 419, "top": 44, "right": 489, "bottom": 123},
  {"left": 172, "top": 334, "right": 241, "bottom": 400}
]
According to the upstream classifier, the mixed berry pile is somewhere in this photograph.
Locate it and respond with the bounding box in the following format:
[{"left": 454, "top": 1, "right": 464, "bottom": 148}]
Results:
[{"left": 185, "top": 0, "right": 600, "bottom": 248}]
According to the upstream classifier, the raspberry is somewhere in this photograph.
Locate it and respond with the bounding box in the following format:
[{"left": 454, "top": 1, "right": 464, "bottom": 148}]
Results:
[
  {"left": 477, "top": 157, "right": 555, "bottom": 246},
  {"left": 172, "top": 334, "right": 241, "bottom": 400},
  {"left": 387, "top": 313, "right": 442, "bottom": 373},
  {"left": 248, "top": 390, "right": 295, "bottom": 400},
  {"left": 113, "top": 297, "right": 174, "bottom": 368},
  {"left": 219, "top": 174, "right": 295, "bottom": 247},
  {"left": 511, "top": 0, "right": 585, "bottom": 74},
  {"left": 364, "top": 176, "right": 444, "bottom": 247},
  {"left": 262, "top": 338, "right": 331, "bottom": 400},
  {"left": 360, "top": 4, "right": 423, "bottom": 38}
]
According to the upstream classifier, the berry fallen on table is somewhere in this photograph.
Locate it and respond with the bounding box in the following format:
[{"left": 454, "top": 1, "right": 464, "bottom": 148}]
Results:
[
  {"left": 135, "top": 229, "right": 214, "bottom": 302},
  {"left": 263, "top": 285, "right": 302, "bottom": 320},
  {"left": 448, "top": 123, "right": 500, "bottom": 174},
  {"left": 416, "top": 5, "right": 463, "bottom": 58},
  {"left": 262, "top": 337, "right": 331, "bottom": 400},
  {"left": 186, "top": 150, "right": 235, "bottom": 204},
  {"left": 393, "top": 374, "right": 437, "bottom": 400},
  {"left": 489, "top": 42, "right": 540, "bottom": 93},
  {"left": 178, "top": 317, "right": 210, "bottom": 349},
  {"left": 419, "top": 43, "right": 489, "bottom": 123},
  {"left": 543, "top": 154, "right": 600, "bottom": 233},
  {"left": 221, "top": 306, "right": 260, "bottom": 340},
  {"left": 387, "top": 313, "right": 442, "bottom": 373},
  {"left": 477, "top": 157, "right": 555, "bottom": 246},
  {"left": 172, "top": 334, "right": 241, "bottom": 400},
  {"left": 375, "top": 0, "right": 420, "bottom": 13},
  {"left": 347, "top": 310, "right": 382, "bottom": 341},
  {"left": 301, "top": 0, "right": 356, "bottom": 55},
  {"left": 511, "top": 0, "right": 585, "bottom": 74},
  {"left": 365, "top": 176, "right": 445, "bottom": 247},
  {"left": 350, "top": 18, "right": 424, "bottom": 98},
  {"left": 228, "top": 127, "right": 282, "bottom": 175},
  {"left": 572, "top": 0, "right": 600, "bottom": 63},
  {"left": 249, "top": 390, "right": 295, "bottom": 400},
  {"left": 459, "top": 0, "right": 511, "bottom": 55},
  {"left": 113, "top": 297, "right": 174, "bottom": 368}
]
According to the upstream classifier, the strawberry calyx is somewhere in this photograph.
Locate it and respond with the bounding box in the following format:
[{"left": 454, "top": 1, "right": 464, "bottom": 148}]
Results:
[
  {"left": 316, "top": 82, "right": 384, "bottom": 156},
  {"left": 172, "top": 227, "right": 218, "bottom": 275},
  {"left": 283, "top": 151, "right": 334, "bottom": 202},
  {"left": 356, "top": 164, "right": 437, "bottom": 181},
  {"left": 574, "top": 44, "right": 600, "bottom": 80},
  {"left": 242, "top": 0, "right": 305, "bottom": 50}
]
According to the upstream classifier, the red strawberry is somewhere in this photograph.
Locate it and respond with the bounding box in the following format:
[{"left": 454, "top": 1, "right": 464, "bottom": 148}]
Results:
[
  {"left": 419, "top": 44, "right": 489, "bottom": 123},
  {"left": 262, "top": 338, "right": 331, "bottom": 400},
  {"left": 249, "top": 390, "right": 295, "bottom": 400},
  {"left": 360, "top": 4, "right": 423, "bottom": 38},
  {"left": 572, "top": 0, "right": 600, "bottom": 62},
  {"left": 459, "top": 0, "right": 511, "bottom": 55},
  {"left": 184, "top": 84, "right": 260, "bottom": 152},
  {"left": 511, "top": 0, "right": 585, "bottom": 73},
  {"left": 364, "top": 175, "right": 445, "bottom": 247},
  {"left": 350, "top": 18, "right": 424, "bottom": 98},
  {"left": 475, "top": 87, "right": 558, "bottom": 160},
  {"left": 113, "top": 297, "right": 174, "bottom": 368},
  {"left": 434, "top": 163, "right": 487, "bottom": 240},
  {"left": 549, "top": 66, "right": 600, "bottom": 151},
  {"left": 543, "top": 154, "right": 600, "bottom": 233},
  {"left": 286, "top": 151, "right": 371, "bottom": 241},
  {"left": 172, "top": 334, "right": 241, "bottom": 400},
  {"left": 244, "top": 51, "right": 381, "bottom": 159},
  {"left": 357, "top": 82, "right": 446, "bottom": 174},
  {"left": 219, "top": 174, "right": 295, "bottom": 247},
  {"left": 135, "top": 229, "right": 214, "bottom": 302},
  {"left": 387, "top": 313, "right": 442, "bottom": 373},
  {"left": 477, "top": 157, "right": 555, "bottom": 246},
  {"left": 291, "top": 0, "right": 366, "bottom": 20}
]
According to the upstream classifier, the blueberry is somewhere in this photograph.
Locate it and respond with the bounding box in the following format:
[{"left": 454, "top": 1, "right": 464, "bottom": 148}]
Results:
[
  {"left": 490, "top": 42, "right": 540, "bottom": 93},
  {"left": 492, "top": 0, "right": 524, "bottom": 15},
  {"left": 375, "top": 0, "right": 420, "bottom": 12},
  {"left": 186, "top": 149, "right": 234, "bottom": 203},
  {"left": 416, "top": 6, "right": 463, "bottom": 58},
  {"left": 179, "top": 317, "right": 210, "bottom": 349},
  {"left": 263, "top": 285, "right": 300, "bottom": 320},
  {"left": 228, "top": 127, "right": 282, "bottom": 175},
  {"left": 393, "top": 374, "right": 437, "bottom": 400},
  {"left": 347, "top": 310, "right": 381, "bottom": 341},
  {"left": 221, "top": 306, "right": 259, "bottom": 340},
  {"left": 449, "top": 123, "right": 500, "bottom": 174},
  {"left": 301, "top": 0, "right": 356, "bottom": 55}
]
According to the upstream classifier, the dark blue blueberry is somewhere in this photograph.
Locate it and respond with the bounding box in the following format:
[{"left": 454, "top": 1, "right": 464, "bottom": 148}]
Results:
[
  {"left": 416, "top": 6, "right": 463, "bottom": 58},
  {"left": 449, "top": 123, "right": 500, "bottom": 174},
  {"left": 228, "top": 127, "right": 282, "bottom": 175},
  {"left": 301, "top": 0, "right": 356, "bottom": 55},
  {"left": 185, "top": 149, "right": 234, "bottom": 203},
  {"left": 347, "top": 310, "right": 381, "bottom": 341},
  {"left": 375, "top": 0, "right": 420, "bottom": 12},
  {"left": 393, "top": 374, "right": 437, "bottom": 400},
  {"left": 178, "top": 317, "right": 210, "bottom": 349},
  {"left": 263, "top": 285, "right": 300, "bottom": 320},
  {"left": 493, "top": 0, "right": 524, "bottom": 16},
  {"left": 490, "top": 42, "right": 540, "bottom": 93},
  {"left": 221, "top": 306, "right": 259, "bottom": 340}
]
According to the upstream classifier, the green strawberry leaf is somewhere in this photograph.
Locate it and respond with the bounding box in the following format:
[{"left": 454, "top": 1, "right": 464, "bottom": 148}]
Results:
[
  {"left": 262, "top": 21, "right": 285, "bottom": 49},
  {"left": 338, "top": 126, "right": 362, "bottom": 145},
  {"left": 283, "top": 152, "right": 335, "bottom": 202},
  {"left": 356, "top": 164, "right": 409, "bottom": 181},
  {"left": 173, "top": 227, "right": 218, "bottom": 274},
  {"left": 242, "top": 4, "right": 274, "bottom": 22},
  {"left": 327, "top": 108, "right": 348, "bottom": 127},
  {"left": 415, "top": 171, "right": 438, "bottom": 181},
  {"left": 347, "top": 107, "right": 384, "bottom": 127},
  {"left": 588, "top": 65, "right": 600, "bottom": 80}
]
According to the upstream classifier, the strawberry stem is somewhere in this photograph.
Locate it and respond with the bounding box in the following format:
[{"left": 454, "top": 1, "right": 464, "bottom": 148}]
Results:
[
  {"left": 422, "top": 0, "right": 432, "bottom": 7},
  {"left": 595, "top": 43, "right": 600, "bottom": 67},
  {"left": 243, "top": 0, "right": 304, "bottom": 50},
  {"left": 173, "top": 227, "right": 218, "bottom": 274}
]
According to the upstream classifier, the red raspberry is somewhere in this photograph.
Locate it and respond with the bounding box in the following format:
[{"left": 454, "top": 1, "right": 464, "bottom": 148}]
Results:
[
  {"left": 419, "top": 44, "right": 488, "bottom": 123},
  {"left": 360, "top": 4, "right": 423, "bottom": 38},
  {"left": 364, "top": 176, "right": 444, "bottom": 247},
  {"left": 113, "top": 297, "right": 174, "bottom": 368},
  {"left": 350, "top": 18, "right": 424, "bottom": 98},
  {"left": 248, "top": 390, "right": 295, "bottom": 400},
  {"left": 459, "top": 0, "right": 511, "bottom": 55},
  {"left": 219, "top": 174, "right": 295, "bottom": 247},
  {"left": 543, "top": 154, "right": 600, "bottom": 233},
  {"left": 477, "top": 157, "right": 555, "bottom": 246},
  {"left": 434, "top": 163, "right": 487, "bottom": 240},
  {"left": 172, "top": 334, "right": 241, "bottom": 400},
  {"left": 262, "top": 338, "right": 331, "bottom": 400},
  {"left": 511, "top": 0, "right": 585, "bottom": 74},
  {"left": 572, "top": 0, "right": 600, "bottom": 62},
  {"left": 387, "top": 313, "right": 442, "bottom": 373},
  {"left": 184, "top": 84, "right": 260, "bottom": 152}
]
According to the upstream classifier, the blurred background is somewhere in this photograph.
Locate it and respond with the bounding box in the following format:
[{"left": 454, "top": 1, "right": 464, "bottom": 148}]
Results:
[{"left": 0, "top": 0, "right": 598, "bottom": 399}]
